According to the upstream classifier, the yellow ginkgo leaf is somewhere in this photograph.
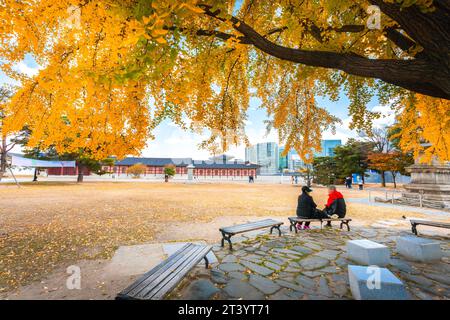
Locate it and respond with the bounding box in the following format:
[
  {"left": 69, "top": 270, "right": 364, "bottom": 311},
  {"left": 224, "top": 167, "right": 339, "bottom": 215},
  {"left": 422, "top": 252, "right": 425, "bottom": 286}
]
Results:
[
  {"left": 142, "top": 16, "right": 151, "bottom": 24},
  {"left": 180, "top": 3, "right": 204, "bottom": 14},
  {"left": 155, "top": 37, "right": 167, "bottom": 44},
  {"left": 152, "top": 29, "right": 168, "bottom": 36}
]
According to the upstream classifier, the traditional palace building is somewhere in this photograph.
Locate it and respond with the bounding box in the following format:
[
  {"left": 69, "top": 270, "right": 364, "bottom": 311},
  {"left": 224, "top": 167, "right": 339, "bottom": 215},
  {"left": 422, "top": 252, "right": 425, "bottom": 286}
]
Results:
[
  {"left": 48, "top": 156, "right": 260, "bottom": 178},
  {"left": 110, "top": 157, "right": 259, "bottom": 178}
]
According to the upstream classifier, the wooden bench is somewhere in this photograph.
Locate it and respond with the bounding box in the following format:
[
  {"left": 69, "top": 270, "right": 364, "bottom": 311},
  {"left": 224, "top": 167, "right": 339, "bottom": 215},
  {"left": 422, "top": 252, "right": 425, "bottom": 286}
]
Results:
[
  {"left": 410, "top": 219, "right": 450, "bottom": 235},
  {"left": 116, "top": 243, "right": 212, "bottom": 300},
  {"left": 219, "top": 219, "right": 283, "bottom": 250},
  {"left": 288, "top": 216, "right": 352, "bottom": 233}
]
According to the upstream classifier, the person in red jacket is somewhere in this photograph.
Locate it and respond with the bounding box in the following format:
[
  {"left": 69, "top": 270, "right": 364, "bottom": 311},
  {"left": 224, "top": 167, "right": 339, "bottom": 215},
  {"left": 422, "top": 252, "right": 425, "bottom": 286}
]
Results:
[{"left": 323, "top": 185, "right": 347, "bottom": 227}]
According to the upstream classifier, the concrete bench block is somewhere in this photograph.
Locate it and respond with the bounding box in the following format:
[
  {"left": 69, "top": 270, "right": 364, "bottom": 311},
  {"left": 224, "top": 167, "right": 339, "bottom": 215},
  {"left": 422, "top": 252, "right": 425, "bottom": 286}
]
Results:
[
  {"left": 346, "top": 239, "right": 390, "bottom": 266},
  {"left": 396, "top": 236, "right": 442, "bottom": 262},
  {"left": 348, "top": 265, "right": 409, "bottom": 300}
]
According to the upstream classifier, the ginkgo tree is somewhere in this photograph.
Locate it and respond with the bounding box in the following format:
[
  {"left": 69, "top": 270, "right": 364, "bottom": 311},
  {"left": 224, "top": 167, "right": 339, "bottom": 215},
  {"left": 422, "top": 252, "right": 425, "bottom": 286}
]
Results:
[{"left": 0, "top": 0, "right": 448, "bottom": 163}]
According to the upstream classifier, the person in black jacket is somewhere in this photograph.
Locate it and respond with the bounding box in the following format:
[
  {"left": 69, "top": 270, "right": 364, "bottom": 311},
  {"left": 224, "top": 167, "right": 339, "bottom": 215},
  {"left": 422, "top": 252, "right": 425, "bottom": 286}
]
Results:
[{"left": 296, "top": 186, "right": 329, "bottom": 230}]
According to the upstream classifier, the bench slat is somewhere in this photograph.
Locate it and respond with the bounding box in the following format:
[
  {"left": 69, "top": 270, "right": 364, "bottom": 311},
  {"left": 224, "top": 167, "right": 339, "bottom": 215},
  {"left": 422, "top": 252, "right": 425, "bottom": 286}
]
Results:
[
  {"left": 120, "top": 243, "right": 192, "bottom": 296},
  {"left": 289, "top": 216, "right": 351, "bottom": 222},
  {"left": 120, "top": 243, "right": 195, "bottom": 298},
  {"left": 410, "top": 220, "right": 450, "bottom": 228},
  {"left": 118, "top": 243, "right": 211, "bottom": 300},
  {"left": 132, "top": 245, "right": 204, "bottom": 300},
  {"left": 141, "top": 245, "right": 208, "bottom": 299},
  {"left": 220, "top": 219, "right": 282, "bottom": 234},
  {"left": 147, "top": 246, "right": 211, "bottom": 300},
  {"left": 221, "top": 219, "right": 278, "bottom": 231}
]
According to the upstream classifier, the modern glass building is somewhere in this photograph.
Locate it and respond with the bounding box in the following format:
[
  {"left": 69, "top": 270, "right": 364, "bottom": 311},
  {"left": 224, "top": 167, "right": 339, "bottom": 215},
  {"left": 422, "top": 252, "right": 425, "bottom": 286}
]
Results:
[
  {"left": 245, "top": 142, "right": 279, "bottom": 175},
  {"left": 316, "top": 140, "right": 342, "bottom": 157},
  {"left": 279, "top": 139, "right": 342, "bottom": 172},
  {"left": 279, "top": 147, "right": 288, "bottom": 171}
]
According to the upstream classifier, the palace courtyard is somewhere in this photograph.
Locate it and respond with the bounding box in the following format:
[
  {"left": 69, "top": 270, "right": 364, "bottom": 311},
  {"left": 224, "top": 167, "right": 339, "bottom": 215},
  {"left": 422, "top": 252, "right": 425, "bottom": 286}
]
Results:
[{"left": 0, "top": 182, "right": 449, "bottom": 299}]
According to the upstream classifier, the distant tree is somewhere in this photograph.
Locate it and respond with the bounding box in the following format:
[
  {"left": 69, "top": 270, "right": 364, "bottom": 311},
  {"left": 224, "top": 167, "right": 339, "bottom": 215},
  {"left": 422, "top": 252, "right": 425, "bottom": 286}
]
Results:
[
  {"left": 333, "top": 139, "right": 373, "bottom": 183},
  {"left": 387, "top": 152, "right": 414, "bottom": 188},
  {"left": 298, "top": 163, "right": 314, "bottom": 187},
  {"left": 360, "top": 126, "right": 395, "bottom": 185},
  {"left": 312, "top": 156, "right": 338, "bottom": 186},
  {"left": 164, "top": 164, "right": 176, "bottom": 182},
  {"left": 127, "top": 163, "right": 147, "bottom": 178},
  {"left": 362, "top": 127, "right": 394, "bottom": 153},
  {"left": 367, "top": 152, "right": 392, "bottom": 187},
  {"left": 77, "top": 157, "right": 116, "bottom": 178},
  {"left": 368, "top": 151, "right": 414, "bottom": 188},
  {"left": 97, "top": 158, "right": 115, "bottom": 176}
]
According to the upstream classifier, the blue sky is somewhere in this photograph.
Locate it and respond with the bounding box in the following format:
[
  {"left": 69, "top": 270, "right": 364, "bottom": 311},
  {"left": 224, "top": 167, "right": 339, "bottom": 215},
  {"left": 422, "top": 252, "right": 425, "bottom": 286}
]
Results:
[
  {"left": 2, "top": 55, "right": 395, "bottom": 160},
  {"left": 140, "top": 93, "right": 390, "bottom": 160}
]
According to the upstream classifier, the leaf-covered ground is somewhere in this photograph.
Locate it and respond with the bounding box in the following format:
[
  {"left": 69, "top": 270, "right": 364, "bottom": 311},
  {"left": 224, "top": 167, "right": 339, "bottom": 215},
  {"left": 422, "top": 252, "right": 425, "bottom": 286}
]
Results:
[{"left": 0, "top": 182, "right": 432, "bottom": 292}]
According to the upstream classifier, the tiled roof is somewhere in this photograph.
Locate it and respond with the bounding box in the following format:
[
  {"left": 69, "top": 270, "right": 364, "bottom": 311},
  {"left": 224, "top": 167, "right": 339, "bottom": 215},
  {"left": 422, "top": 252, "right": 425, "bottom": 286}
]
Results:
[
  {"left": 188, "top": 161, "right": 260, "bottom": 169},
  {"left": 115, "top": 157, "right": 260, "bottom": 169},
  {"left": 115, "top": 157, "right": 192, "bottom": 166}
]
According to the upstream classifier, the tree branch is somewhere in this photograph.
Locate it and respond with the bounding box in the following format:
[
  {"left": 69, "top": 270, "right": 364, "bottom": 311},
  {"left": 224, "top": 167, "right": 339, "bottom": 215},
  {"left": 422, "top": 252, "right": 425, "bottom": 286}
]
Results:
[
  {"left": 198, "top": 4, "right": 449, "bottom": 99},
  {"left": 369, "top": 0, "right": 450, "bottom": 65}
]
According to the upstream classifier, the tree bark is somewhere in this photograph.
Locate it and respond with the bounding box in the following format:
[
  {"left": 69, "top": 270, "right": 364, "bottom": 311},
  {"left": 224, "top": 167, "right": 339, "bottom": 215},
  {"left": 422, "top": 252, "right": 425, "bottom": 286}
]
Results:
[
  {"left": 77, "top": 165, "right": 84, "bottom": 183},
  {"left": 0, "top": 137, "right": 7, "bottom": 181},
  {"left": 391, "top": 172, "right": 397, "bottom": 189},
  {"left": 380, "top": 171, "right": 386, "bottom": 187},
  {"left": 199, "top": 4, "right": 450, "bottom": 99}
]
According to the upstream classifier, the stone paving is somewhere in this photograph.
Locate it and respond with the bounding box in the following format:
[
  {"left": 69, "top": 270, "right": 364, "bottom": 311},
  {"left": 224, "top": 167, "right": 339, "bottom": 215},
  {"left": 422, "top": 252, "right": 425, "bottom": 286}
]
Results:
[{"left": 168, "top": 224, "right": 450, "bottom": 300}]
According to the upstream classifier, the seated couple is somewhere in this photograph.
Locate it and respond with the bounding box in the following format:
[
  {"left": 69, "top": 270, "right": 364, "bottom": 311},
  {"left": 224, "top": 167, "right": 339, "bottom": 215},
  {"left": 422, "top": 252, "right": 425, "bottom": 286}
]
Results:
[{"left": 295, "top": 185, "right": 346, "bottom": 230}]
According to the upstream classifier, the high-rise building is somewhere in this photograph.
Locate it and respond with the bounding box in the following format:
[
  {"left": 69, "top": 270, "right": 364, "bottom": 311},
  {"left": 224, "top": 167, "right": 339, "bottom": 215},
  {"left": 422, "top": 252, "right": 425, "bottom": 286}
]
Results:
[
  {"left": 279, "top": 139, "right": 342, "bottom": 172},
  {"left": 245, "top": 142, "right": 279, "bottom": 175},
  {"left": 316, "top": 140, "right": 342, "bottom": 157},
  {"left": 279, "top": 147, "right": 288, "bottom": 171}
]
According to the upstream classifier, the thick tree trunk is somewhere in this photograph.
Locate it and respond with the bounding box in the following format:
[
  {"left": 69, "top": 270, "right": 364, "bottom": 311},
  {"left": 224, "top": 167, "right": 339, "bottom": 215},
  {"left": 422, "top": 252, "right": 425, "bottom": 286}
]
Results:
[
  {"left": 77, "top": 165, "right": 84, "bottom": 183},
  {"left": 201, "top": 3, "right": 450, "bottom": 99},
  {"left": 0, "top": 137, "right": 7, "bottom": 181},
  {"left": 391, "top": 172, "right": 397, "bottom": 189},
  {"left": 381, "top": 171, "right": 386, "bottom": 187}
]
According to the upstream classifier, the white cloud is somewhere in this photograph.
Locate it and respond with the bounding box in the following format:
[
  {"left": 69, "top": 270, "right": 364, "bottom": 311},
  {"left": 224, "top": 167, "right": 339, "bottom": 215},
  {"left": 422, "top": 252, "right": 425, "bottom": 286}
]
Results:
[
  {"left": 371, "top": 104, "right": 396, "bottom": 128},
  {"left": 14, "top": 62, "right": 40, "bottom": 77},
  {"left": 141, "top": 126, "right": 211, "bottom": 159}
]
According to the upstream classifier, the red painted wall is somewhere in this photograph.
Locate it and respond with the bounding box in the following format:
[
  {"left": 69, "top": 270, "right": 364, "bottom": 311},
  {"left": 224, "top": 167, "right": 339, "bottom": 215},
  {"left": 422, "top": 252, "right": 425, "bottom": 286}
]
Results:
[{"left": 47, "top": 166, "right": 91, "bottom": 176}]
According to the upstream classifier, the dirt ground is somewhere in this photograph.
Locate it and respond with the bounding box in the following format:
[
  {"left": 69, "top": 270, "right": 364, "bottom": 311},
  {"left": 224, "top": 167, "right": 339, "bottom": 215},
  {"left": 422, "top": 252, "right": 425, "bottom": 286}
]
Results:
[{"left": 0, "top": 181, "right": 442, "bottom": 298}]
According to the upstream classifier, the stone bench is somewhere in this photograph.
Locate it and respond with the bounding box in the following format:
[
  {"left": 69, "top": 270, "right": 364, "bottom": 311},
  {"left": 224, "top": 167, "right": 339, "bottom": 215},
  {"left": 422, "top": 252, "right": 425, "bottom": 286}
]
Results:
[
  {"left": 348, "top": 265, "right": 409, "bottom": 300},
  {"left": 396, "top": 235, "right": 442, "bottom": 262},
  {"left": 347, "top": 239, "right": 390, "bottom": 266}
]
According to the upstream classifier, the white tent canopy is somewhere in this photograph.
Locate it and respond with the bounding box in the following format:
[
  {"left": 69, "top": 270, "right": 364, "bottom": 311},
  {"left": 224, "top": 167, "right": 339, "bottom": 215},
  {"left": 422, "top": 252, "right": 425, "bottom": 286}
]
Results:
[{"left": 11, "top": 155, "right": 76, "bottom": 168}]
